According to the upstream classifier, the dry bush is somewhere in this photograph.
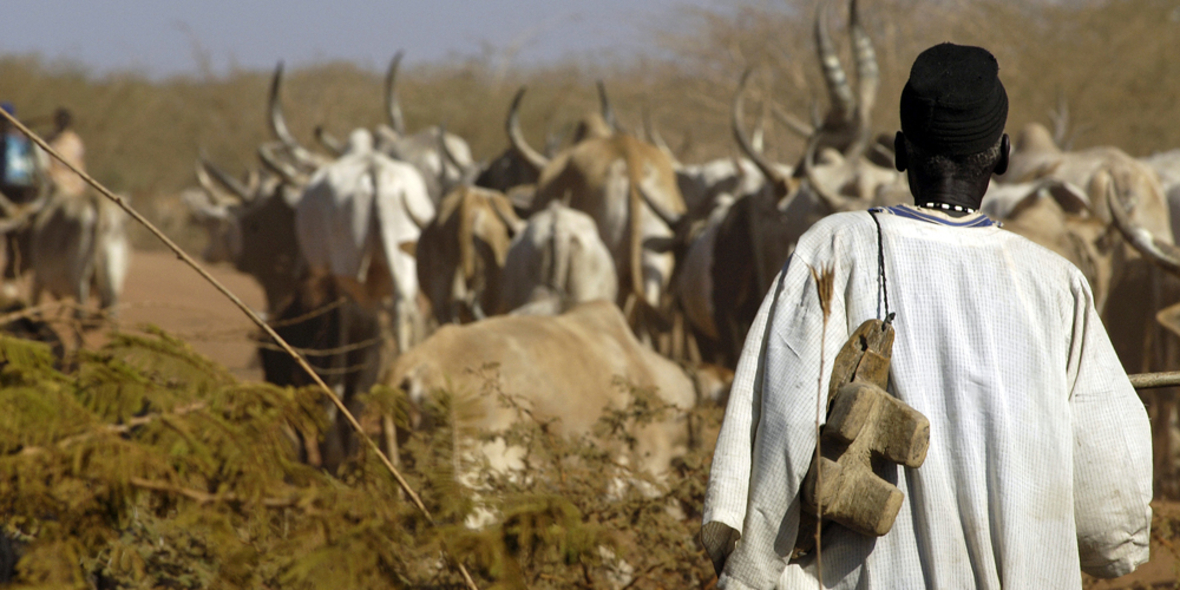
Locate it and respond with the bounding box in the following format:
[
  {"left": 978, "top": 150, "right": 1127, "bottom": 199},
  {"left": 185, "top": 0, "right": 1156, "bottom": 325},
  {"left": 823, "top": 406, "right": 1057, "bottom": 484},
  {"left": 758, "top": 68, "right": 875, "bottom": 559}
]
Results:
[{"left": 0, "top": 329, "right": 723, "bottom": 588}]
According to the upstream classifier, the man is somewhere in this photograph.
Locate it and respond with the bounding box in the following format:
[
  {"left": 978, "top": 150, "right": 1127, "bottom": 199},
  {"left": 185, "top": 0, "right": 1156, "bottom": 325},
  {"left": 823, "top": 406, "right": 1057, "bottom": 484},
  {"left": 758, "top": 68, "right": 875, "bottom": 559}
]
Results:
[
  {"left": 702, "top": 43, "right": 1151, "bottom": 588},
  {"left": 46, "top": 107, "right": 86, "bottom": 198}
]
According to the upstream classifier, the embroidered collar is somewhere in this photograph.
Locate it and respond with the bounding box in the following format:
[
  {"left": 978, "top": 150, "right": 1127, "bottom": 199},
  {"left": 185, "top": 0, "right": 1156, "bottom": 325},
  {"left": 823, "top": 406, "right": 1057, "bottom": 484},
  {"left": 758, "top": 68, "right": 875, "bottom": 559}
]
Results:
[{"left": 870, "top": 204, "right": 999, "bottom": 228}]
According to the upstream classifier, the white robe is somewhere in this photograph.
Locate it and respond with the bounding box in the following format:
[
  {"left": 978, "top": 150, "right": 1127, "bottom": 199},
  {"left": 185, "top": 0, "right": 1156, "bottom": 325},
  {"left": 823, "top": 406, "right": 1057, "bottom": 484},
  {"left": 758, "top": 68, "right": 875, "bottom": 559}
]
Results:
[{"left": 702, "top": 206, "right": 1152, "bottom": 589}]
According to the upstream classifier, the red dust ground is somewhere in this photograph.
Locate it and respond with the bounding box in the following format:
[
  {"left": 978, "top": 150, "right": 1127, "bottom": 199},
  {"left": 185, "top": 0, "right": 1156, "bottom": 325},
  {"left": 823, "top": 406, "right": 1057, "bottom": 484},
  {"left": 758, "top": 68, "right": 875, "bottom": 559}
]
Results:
[{"left": 80, "top": 249, "right": 266, "bottom": 381}]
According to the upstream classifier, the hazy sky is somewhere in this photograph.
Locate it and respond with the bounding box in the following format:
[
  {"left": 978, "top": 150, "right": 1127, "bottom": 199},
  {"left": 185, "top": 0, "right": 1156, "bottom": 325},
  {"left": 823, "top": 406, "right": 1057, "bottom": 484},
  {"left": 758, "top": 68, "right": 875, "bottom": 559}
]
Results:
[{"left": 0, "top": 0, "right": 719, "bottom": 78}]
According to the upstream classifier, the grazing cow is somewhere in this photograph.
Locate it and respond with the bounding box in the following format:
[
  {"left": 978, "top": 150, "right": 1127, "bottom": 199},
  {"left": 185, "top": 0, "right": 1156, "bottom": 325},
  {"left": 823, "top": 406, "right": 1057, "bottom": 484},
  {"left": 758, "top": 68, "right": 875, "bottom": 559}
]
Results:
[
  {"left": 184, "top": 157, "right": 304, "bottom": 314},
  {"left": 498, "top": 201, "right": 618, "bottom": 315},
  {"left": 29, "top": 191, "right": 129, "bottom": 320},
  {"left": 259, "top": 274, "right": 386, "bottom": 473},
  {"left": 386, "top": 300, "right": 698, "bottom": 479},
  {"left": 415, "top": 184, "right": 521, "bottom": 324},
  {"left": 295, "top": 129, "right": 434, "bottom": 355}
]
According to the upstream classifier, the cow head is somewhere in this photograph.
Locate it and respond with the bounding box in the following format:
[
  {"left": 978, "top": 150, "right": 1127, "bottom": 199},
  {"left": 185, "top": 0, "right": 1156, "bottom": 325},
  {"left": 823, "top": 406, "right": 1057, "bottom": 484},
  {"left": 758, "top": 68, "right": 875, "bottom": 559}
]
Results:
[{"left": 184, "top": 156, "right": 304, "bottom": 312}]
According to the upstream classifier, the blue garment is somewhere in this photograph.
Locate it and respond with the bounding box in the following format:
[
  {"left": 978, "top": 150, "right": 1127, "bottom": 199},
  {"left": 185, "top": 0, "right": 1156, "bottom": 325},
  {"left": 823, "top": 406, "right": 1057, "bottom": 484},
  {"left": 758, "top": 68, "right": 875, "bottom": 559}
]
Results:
[{"left": 2, "top": 132, "right": 35, "bottom": 187}]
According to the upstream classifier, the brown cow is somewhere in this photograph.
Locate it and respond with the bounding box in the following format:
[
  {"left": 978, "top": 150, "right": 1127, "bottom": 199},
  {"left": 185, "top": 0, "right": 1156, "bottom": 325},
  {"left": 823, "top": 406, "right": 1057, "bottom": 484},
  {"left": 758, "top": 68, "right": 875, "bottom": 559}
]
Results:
[
  {"left": 415, "top": 184, "right": 521, "bottom": 324},
  {"left": 506, "top": 85, "right": 686, "bottom": 342}
]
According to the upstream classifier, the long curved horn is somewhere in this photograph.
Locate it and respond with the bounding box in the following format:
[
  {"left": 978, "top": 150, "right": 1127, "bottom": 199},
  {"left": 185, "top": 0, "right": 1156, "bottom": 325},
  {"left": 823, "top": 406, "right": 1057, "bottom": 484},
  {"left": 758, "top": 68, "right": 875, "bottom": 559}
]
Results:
[
  {"left": 257, "top": 142, "right": 305, "bottom": 186},
  {"left": 849, "top": 0, "right": 879, "bottom": 132},
  {"left": 199, "top": 152, "right": 252, "bottom": 201},
  {"left": 385, "top": 51, "right": 407, "bottom": 136},
  {"left": 637, "top": 183, "right": 682, "bottom": 230},
  {"left": 195, "top": 158, "right": 238, "bottom": 206},
  {"left": 770, "top": 103, "right": 815, "bottom": 139},
  {"left": 732, "top": 68, "right": 789, "bottom": 196},
  {"left": 506, "top": 86, "right": 549, "bottom": 174},
  {"left": 267, "top": 62, "right": 322, "bottom": 169},
  {"left": 643, "top": 108, "right": 682, "bottom": 169},
  {"left": 315, "top": 125, "right": 346, "bottom": 157},
  {"left": 1108, "top": 177, "right": 1180, "bottom": 275},
  {"left": 803, "top": 133, "right": 854, "bottom": 213},
  {"left": 597, "top": 80, "right": 619, "bottom": 133},
  {"left": 815, "top": 0, "right": 855, "bottom": 126}
]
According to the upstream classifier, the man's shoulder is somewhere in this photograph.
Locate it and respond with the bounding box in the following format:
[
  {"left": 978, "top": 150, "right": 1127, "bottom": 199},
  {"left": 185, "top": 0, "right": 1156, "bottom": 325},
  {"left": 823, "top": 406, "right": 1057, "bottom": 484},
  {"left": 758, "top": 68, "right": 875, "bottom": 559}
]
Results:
[{"left": 805, "top": 210, "right": 878, "bottom": 237}]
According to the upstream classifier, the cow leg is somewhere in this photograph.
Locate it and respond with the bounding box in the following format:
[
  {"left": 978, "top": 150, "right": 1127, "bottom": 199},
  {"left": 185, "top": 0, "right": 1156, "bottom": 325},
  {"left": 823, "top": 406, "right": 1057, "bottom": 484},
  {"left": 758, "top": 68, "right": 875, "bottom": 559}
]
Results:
[{"left": 392, "top": 295, "right": 416, "bottom": 356}]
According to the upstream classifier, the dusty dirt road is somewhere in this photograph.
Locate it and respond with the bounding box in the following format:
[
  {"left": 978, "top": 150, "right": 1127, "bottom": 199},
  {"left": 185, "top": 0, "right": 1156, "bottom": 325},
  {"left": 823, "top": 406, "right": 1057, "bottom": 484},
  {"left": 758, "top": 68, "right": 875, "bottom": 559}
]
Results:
[{"left": 84, "top": 249, "right": 267, "bottom": 381}]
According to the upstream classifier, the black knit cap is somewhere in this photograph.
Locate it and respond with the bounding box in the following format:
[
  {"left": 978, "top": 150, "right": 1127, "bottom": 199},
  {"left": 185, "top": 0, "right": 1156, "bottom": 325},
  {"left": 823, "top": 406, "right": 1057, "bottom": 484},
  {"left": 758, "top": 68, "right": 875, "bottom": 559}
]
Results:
[{"left": 899, "top": 43, "right": 1008, "bottom": 156}]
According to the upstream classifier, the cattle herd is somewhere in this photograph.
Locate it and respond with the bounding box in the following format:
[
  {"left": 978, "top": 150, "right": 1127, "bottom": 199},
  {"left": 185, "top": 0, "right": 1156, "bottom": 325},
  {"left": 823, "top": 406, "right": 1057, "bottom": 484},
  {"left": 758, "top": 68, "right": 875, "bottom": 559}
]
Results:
[{"left": 9, "top": 0, "right": 1180, "bottom": 499}]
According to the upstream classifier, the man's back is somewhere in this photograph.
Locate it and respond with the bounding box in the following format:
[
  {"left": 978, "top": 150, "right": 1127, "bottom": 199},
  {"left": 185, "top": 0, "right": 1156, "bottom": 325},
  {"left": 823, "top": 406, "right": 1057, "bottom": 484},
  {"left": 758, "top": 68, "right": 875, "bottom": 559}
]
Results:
[{"left": 704, "top": 207, "right": 1151, "bottom": 589}]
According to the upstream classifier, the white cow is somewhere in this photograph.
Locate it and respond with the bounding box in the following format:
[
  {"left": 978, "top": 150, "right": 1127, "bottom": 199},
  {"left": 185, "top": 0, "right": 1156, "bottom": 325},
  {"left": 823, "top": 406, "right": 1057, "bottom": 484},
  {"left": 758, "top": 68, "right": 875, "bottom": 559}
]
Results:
[
  {"left": 295, "top": 129, "right": 434, "bottom": 353},
  {"left": 387, "top": 300, "right": 699, "bottom": 480},
  {"left": 498, "top": 201, "right": 618, "bottom": 315},
  {"left": 29, "top": 192, "right": 129, "bottom": 319}
]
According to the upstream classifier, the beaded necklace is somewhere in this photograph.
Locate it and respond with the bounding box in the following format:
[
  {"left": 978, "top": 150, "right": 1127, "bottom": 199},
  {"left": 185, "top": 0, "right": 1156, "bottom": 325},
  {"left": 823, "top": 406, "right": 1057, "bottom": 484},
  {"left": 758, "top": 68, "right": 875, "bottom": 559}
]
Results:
[{"left": 918, "top": 202, "right": 976, "bottom": 214}]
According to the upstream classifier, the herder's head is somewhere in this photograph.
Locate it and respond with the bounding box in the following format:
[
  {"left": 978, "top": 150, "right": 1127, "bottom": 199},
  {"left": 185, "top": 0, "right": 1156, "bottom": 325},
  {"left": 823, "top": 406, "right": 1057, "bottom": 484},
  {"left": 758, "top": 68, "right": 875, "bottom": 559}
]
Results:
[{"left": 894, "top": 43, "right": 1010, "bottom": 213}]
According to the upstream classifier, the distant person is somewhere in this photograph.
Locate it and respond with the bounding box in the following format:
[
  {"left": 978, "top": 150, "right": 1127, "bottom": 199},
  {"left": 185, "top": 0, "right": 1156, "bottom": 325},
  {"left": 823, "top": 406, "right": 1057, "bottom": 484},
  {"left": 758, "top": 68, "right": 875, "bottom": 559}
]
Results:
[
  {"left": 0, "top": 102, "right": 40, "bottom": 205},
  {"left": 46, "top": 107, "right": 86, "bottom": 198}
]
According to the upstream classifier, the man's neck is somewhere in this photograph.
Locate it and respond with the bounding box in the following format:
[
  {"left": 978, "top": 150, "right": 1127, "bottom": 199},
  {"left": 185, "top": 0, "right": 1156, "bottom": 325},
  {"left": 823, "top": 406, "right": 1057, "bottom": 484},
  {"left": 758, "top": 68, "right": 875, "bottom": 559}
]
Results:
[{"left": 909, "top": 174, "right": 989, "bottom": 217}]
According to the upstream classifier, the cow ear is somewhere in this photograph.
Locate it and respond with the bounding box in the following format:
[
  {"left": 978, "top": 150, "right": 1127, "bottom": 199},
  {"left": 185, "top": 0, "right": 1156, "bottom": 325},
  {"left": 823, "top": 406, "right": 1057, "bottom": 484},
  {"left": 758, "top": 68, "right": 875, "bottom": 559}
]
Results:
[{"left": 399, "top": 241, "right": 417, "bottom": 258}]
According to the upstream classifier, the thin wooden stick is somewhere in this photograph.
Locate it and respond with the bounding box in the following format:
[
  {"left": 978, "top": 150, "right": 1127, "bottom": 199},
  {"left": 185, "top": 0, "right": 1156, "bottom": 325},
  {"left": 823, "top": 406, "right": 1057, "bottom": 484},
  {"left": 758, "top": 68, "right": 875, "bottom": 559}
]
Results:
[
  {"left": 1130, "top": 371, "right": 1180, "bottom": 390},
  {"left": 0, "top": 109, "right": 480, "bottom": 590}
]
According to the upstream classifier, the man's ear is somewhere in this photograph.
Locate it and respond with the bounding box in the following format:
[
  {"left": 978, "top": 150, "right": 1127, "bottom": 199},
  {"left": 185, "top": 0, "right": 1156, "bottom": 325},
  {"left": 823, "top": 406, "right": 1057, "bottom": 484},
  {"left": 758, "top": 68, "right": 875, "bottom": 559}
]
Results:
[
  {"left": 894, "top": 131, "right": 908, "bottom": 172},
  {"left": 994, "top": 133, "right": 1010, "bottom": 176}
]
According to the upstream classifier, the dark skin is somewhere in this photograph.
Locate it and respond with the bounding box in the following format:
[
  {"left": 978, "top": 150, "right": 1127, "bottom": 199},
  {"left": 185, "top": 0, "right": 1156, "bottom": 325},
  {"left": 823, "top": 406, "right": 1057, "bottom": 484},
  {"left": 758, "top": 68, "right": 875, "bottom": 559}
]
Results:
[{"left": 894, "top": 131, "right": 1010, "bottom": 217}]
